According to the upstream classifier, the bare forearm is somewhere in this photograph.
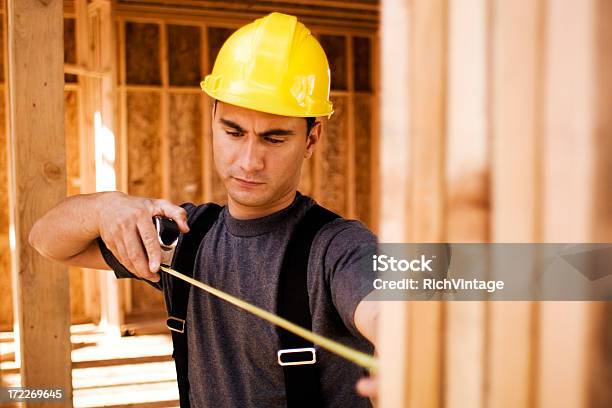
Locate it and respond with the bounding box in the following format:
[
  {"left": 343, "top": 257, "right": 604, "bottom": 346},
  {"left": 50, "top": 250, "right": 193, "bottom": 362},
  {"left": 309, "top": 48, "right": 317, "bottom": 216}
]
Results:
[
  {"left": 29, "top": 191, "right": 116, "bottom": 261},
  {"left": 30, "top": 191, "right": 189, "bottom": 281}
]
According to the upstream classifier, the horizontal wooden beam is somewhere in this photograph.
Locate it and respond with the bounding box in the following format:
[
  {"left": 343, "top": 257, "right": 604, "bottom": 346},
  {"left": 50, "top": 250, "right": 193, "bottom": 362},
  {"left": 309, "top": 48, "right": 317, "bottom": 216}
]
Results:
[
  {"left": 64, "top": 64, "right": 111, "bottom": 78},
  {"left": 112, "top": 3, "right": 378, "bottom": 32}
]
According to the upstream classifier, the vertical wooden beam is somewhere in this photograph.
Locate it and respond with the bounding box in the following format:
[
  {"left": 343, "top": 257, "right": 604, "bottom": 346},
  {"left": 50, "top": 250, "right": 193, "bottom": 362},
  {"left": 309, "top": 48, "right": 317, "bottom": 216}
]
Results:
[
  {"left": 6, "top": 0, "right": 72, "bottom": 404},
  {"left": 380, "top": 0, "right": 447, "bottom": 407},
  {"left": 75, "top": 0, "right": 101, "bottom": 324},
  {"left": 159, "top": 21, "right": 169, "bottom": 200},
  {"left": 370, "top": 32, "right": 380, "bottom": 235},
  {"left": 201, "top": 24, "right": 212, "bottom": 203},
  {"left": 538, "top": 0, "right": 596, "bottom": 406},
  {"left": 404, "top": 1, "right": 448, "bottom": 406},
  {"left": 409, "top": 0, "right": 447, "bottom": 244},
  {"left": 379, "top": 0, "right": 413, "bottom": 406},
  {"left": 444, "top": 1, "right": 488, "bottom": 405},
  {"left": 95, "top": 0, "right": 124, "bottom": 338},
  {"left": 488, "top": 1, "right": 543, "bottom": 407},
  {"left": 346, "top": 36, "right": 356, "bottom": 219},
  {"left": 116, "top": 17, "right": 133, "bottom": 315},
  {"left": 591, "top": 0, "right": 612, "bottom": 402}
]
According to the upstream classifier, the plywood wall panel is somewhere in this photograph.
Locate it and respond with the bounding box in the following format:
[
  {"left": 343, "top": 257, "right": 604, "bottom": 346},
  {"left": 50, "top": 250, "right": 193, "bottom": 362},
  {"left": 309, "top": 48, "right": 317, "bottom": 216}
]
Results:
[
  {"left": 319, "top": 96, "right": 348, "bottom": 215},
  {"left": 353, "top": 36, "right": 372, "bottom": 92},
  {"left": 168, "top": 25, "right": 201, "bottom": 87},
  {"left": 64, "top": 18, "right": 77, "bottom": 83},
  {"left": 168, "top": 93, "right": 203, "bottom": 204},
  {"left": 126, "top": 91, "right": 165, "bottom": 314},
  {"left": 127, "top": 92, "right": 162, "bottom": 198},
  {"left": 125, "top": 22, "right": 161, "bottom": 85},
  {"left": 320, "top": 35, "right": 347, "bottom": 90},
  {"left": 65, "top": 90, "right": 81, "bottom": 196}
]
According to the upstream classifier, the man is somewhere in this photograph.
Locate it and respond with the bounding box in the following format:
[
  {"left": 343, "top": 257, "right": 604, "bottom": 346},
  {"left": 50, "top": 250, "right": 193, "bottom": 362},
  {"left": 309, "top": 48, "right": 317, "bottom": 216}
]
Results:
[{"left": 30, "top": 12, "right": 379, "bottom": 407}]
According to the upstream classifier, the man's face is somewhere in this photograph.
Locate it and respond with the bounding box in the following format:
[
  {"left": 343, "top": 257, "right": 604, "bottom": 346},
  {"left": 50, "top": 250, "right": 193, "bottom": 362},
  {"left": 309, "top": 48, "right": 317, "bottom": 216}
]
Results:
[{"left": 212, "top": 101, "right": 318, "bottom": 208}]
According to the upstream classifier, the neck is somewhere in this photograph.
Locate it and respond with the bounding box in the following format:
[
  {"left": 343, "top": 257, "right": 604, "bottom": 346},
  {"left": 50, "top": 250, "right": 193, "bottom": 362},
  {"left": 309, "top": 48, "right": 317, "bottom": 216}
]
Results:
[{"left": 227, "top": 189, "right": 297, "bottom": 220}]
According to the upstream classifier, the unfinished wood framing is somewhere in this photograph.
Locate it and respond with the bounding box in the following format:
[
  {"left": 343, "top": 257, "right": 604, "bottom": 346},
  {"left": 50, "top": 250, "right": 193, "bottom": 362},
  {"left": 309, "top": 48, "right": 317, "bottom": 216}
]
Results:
[
  {"left": 0, "top": 7, "right": 10, "bottom": 332},
  {"left": 488, "top": 1, "right": 542, "bottom": 407},
  {"left": 537, "top": 1, "right": 598, "bottom": 406},
  {"left": 443, "top": 1, "right": 488, "bottom": 407},
  {"left": 6, "top": 0, "right": 72, "bottom": 402},
  {"left": 378, "top": 0, "right": 417, "bottom": 406}
]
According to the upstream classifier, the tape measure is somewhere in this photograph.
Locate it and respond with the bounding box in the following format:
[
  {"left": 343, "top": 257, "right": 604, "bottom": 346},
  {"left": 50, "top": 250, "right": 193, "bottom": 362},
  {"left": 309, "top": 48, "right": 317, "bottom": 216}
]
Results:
[{"left": 159, "top": 264, "right": 378, "bottom": 373}]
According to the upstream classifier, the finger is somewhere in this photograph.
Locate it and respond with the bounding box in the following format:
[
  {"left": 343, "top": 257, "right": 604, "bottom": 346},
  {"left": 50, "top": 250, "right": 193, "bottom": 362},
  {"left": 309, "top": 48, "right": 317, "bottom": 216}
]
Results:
[
  {"left": 356, "top": 377, "right": 377, "bottom": 398},
  {"left": 137, "top": 215, "right": 162, "bottom": 273},
  {"left": 153, "top": 200, "right": 190, "bottom": 233},
  {"left": 113, "top": 239, "right": 139, "bottom": 277},
  {"left": 122, "top": 227, "right": 160, "bottom": 282}
]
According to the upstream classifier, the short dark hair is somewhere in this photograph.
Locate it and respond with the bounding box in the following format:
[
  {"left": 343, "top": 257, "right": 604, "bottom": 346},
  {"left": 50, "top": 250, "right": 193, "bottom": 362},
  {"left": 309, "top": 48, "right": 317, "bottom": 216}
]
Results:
[
  {"left": 305, "top": 117, "right": 317, "bottom": 136},
  {"left": 213, "top": 99, "right": 317, "bottom": 137}
]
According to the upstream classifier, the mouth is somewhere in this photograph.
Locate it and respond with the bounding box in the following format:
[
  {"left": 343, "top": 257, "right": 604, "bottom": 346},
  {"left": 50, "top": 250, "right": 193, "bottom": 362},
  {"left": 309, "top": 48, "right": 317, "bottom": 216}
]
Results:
[{"left": 233, "top": 177, "right": 265, "bottom": 187}]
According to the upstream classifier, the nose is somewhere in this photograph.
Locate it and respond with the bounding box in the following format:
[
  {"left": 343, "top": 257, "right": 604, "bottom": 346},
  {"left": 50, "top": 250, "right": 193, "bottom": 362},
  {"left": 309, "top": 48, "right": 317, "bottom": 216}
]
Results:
[{"left": 237, "top": 134, "right": 264, "bottom": 173}]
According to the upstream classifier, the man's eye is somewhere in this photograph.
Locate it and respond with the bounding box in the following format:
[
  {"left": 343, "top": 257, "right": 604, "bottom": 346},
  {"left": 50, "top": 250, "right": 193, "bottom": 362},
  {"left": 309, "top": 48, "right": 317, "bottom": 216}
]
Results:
[
  {"left": 265, "top": 137, "right": 284, "bottom": 144},
  {"left": 226, "top": 131, "right": 241, "bottom": 137}
]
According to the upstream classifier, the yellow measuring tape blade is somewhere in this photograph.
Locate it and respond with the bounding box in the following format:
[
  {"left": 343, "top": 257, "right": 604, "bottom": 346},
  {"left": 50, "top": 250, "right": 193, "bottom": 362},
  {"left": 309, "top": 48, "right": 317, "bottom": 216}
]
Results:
[{"left": 160, "top": 265, "right": 378, "bottom": 373}]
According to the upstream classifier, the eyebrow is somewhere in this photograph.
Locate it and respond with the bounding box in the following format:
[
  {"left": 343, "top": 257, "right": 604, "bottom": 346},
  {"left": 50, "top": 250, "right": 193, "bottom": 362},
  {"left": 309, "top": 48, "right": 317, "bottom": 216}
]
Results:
[{"left": 220, "top": 118, "right": 295, "bottom": 137}]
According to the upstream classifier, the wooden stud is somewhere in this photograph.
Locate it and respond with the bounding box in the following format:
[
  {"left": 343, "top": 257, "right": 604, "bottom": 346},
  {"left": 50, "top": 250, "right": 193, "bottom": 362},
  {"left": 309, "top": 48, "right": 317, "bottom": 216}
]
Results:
[
  {"left": 95, "top": 0, "right": 125, "bottom": 338},
  {"left": 488, "top": 1, "right": 543, "bottom": 407},
  {"left": 0, "top": 7, "right": 12, "bottom": 333},
  {"left": 116, "top": 18, "right": 134, "bottom": 314},
  {"left": 378, "top": 0, "right": 413, "bottom": 406},
  {"left": 404, "top": 3, "right": 448, "bottom": 406},
  {"left": 444, "top": 1, "right": 489, "bottom": 407},
  {"left": 537, "top": 1, "right": 597, "bottom": 406},
  {"left": 346, "top": 36, "right": 356, "bottom": 219},
  {"left": 6, "top": 0, "right": 72, "bottom": 403},
  {"left": 379, "top": 1, "right": 446, "bottom": 407},
  {"left": 370, "top": 32, "right": 380, "bottom": 235},
  {"left": 201, "top": 24, "right": 212, "bottom": 203},
  {"left": 160, "top": 22, "right": 170, "bottom": 200},
  {"left": 75, "top": 0, "right": 102, "bottom": 327}
]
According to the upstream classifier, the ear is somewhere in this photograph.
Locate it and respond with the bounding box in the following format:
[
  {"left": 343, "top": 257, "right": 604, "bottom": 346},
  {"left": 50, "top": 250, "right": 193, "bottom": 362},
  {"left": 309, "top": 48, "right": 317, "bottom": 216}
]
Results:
[{"left": 305, "top": 121, "right": 322, "bottom": 159}]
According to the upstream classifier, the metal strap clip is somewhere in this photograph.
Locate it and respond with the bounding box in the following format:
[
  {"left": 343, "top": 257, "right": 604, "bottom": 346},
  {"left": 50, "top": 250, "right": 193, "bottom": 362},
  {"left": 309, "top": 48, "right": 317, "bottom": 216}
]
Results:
[
  {"left": 277, "top": 347, "right": 317, "bottom": 366},
  {"left": 166, "top": 316, "right": 186, "bottom": 333}
]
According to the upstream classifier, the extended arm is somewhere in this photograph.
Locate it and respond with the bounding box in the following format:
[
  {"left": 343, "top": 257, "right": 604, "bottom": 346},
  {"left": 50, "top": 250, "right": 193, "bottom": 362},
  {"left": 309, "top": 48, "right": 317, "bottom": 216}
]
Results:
[{"left": 29, "top": 191, "right": 190, "bottom": 282}]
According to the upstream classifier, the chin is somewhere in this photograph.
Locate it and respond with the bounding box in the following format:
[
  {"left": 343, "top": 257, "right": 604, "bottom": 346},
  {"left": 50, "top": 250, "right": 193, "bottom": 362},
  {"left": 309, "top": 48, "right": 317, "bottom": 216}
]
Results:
[{"left": 227, "top": 186, "right": 272, "bottom": 207}]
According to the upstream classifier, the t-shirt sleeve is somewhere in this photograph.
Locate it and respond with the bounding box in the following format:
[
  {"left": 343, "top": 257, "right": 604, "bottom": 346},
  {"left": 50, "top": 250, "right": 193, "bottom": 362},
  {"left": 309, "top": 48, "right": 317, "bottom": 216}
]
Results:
[
  {"left": 96, "top": 202, "right": 197, "bottom": 292},
  {"left": 320, "top": 220, "right": 378, "bottom": 339}
]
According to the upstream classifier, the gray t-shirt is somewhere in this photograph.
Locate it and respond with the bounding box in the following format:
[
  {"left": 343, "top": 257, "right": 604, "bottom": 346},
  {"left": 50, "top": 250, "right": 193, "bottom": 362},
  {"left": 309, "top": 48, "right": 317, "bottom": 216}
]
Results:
[{"left": 98, "top": 192, "right": 377, "bottom": 408}]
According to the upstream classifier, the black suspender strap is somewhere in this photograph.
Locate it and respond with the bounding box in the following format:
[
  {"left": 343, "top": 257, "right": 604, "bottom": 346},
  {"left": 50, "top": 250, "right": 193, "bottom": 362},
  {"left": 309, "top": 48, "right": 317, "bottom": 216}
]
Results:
[
  {"left": 276, "top": 204, "right": 340, "bottom": 408},
  {"left": 161, "top": 202, "right": 339, "bottom": 408},
  {"left": 161, "top": 204, "right": 222, "bottom": 408}
]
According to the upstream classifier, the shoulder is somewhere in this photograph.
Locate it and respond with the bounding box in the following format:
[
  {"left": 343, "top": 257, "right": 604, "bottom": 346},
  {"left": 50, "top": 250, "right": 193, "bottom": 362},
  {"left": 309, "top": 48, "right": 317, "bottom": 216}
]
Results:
[{"left": 305, "top": 203, "right": 377, "bottom": 260}]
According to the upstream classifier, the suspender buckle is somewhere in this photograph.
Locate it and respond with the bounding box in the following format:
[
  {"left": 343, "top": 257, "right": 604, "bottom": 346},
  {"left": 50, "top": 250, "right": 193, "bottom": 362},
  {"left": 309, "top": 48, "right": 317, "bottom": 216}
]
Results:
[
  {"left": 166, "top": 316, "right": 186, "bottom": 333},
  {"left": 277, "top": 347, "right": 317, "bottom": 366}
]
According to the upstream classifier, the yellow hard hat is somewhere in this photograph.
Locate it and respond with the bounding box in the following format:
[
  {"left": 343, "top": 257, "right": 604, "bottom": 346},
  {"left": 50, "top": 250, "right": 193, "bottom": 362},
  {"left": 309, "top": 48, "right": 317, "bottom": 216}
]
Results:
[{"left": 201, "top": 12, "right": 334, "bottom": 118}]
